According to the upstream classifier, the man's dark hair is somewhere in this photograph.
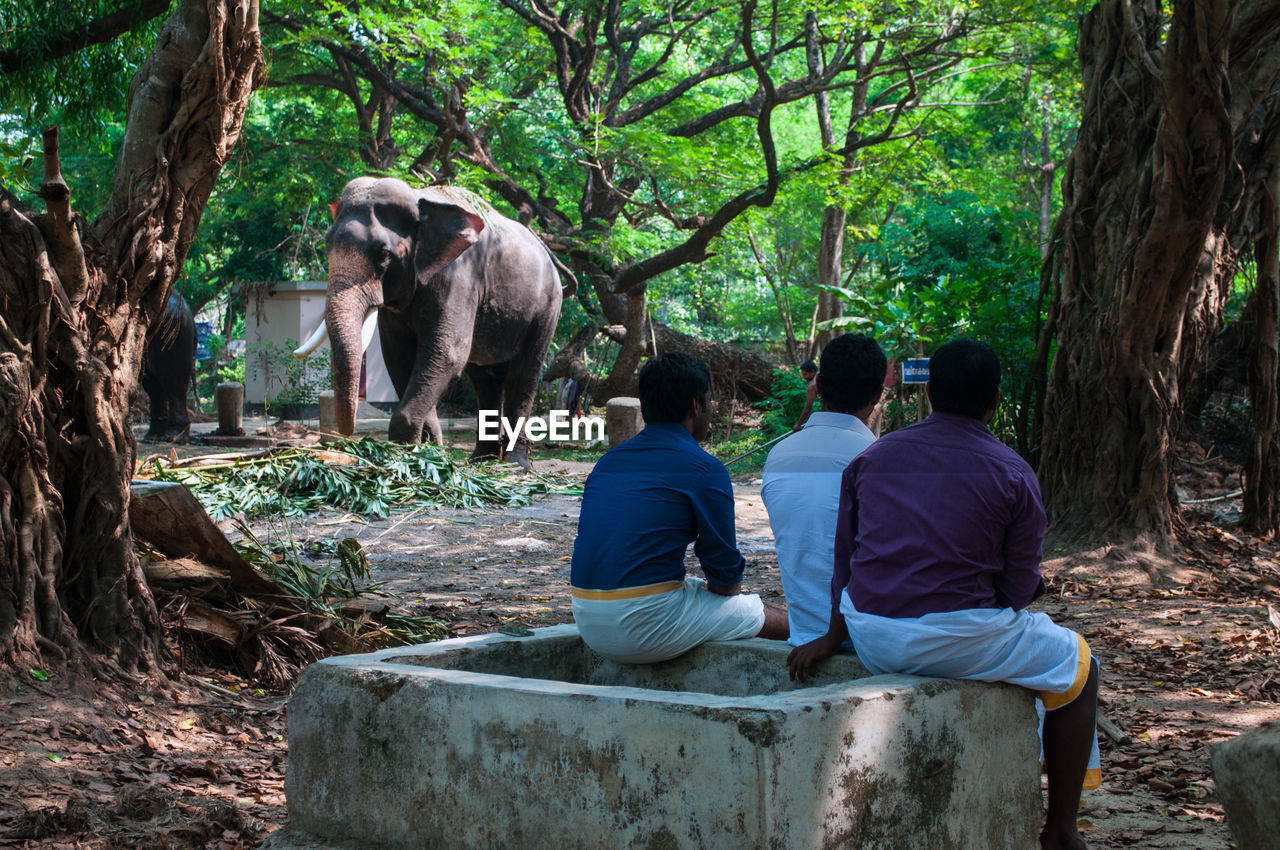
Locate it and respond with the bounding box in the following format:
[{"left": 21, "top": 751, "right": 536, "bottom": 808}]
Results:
[
  {"left": 817, "top": 335, "right": 887, "bottom": 413},
  {"left": 637, "top": 351, "right": 712, "bottom": 423},
  {"left": 928, "top": 338, "right": 1001, "bottom": 419},
  {"left": 799, "top": 360, "right": 817, "bottom": 373}
]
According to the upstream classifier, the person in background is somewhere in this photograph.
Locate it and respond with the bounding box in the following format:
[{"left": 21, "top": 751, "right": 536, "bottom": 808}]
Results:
[{"left": 791, "top": 360, "right": 819, "bottom": 431}]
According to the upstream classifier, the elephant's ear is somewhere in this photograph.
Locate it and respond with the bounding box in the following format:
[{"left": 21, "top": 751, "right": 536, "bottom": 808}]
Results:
[{"left": 414, "top": 198, "right": 485, "bottom": 281}]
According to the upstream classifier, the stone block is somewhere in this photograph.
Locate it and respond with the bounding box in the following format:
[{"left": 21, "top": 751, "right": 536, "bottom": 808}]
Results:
[
  {"left": 605, "top": 396, "right": 643, "bottom": 447},
  {"left": 267, "top": 625, "right": 1040, "bottom": 850},
  {"left": 1213, "top": 720, "right": 1280, "bottom": 850},
  {"left": 214, "top": 382, "right": 244, "bottom": 436},
  {"left": 318, "top": 390, "right": 337, "bottom": 434}
]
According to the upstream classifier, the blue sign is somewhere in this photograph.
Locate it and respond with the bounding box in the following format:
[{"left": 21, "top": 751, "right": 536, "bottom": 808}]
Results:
[
  {"left": 902, "top": 358, "right": 930, "bottom": 384},
  {"left": 195, "top": 321, "right": 215, "bottom": 361}
]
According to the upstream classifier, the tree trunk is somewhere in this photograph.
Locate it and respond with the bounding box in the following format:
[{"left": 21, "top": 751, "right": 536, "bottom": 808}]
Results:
[
  {"left": 1040, "top": 0, "right": 1280, "bottom": 547},
  {"left": 814, "top": 206, "right": 847, "bottom": 354},
  {"left": 746, "top": 229, "right": 800, "bottom": 364},
  {"left": 0, "top": 0, "right": 261, "bottom": 673},
  {"left": 808, "top": 13, "right": 846, "bottom": 357},
  {"left": 1245, "top": 205, "right": 1280, "bottom": 531},
  {"left": 1040, "top": 0, "right": 1235, "bottom": 547}
]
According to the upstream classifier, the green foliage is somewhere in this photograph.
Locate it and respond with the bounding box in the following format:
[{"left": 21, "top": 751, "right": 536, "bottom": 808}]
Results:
[
  {"left": 709, "top": 431, "right": 774, "bottom": 478},
  {"left": 756, "top": 369, "right": 811, "bottom": 437},
  {"left": 821, "top": 190, "right": 1042, "bottom": 425},
  {"left": 246, "top": 338, "right": 331, "bottom": 415},
  {"left": 0, "top": 1, "right": 161, "bottom": 134},
  {"left": 234, "top": 520, "right": 378, "bottom": 600},
  {"left": 142, "top": 439, "right": 584, "bottom": 520}
]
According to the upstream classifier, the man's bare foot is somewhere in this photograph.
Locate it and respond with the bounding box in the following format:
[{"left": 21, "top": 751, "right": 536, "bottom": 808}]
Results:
[{"left": 1040, "top": 827, "right": 1087, "bottom": 850}]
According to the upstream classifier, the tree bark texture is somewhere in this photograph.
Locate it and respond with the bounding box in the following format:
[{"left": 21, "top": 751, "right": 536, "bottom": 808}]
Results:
[
  {"left": 814, "top": 206, "right": 847, "bottom": 355},
  {"left": 0, "top": 0, "right": 261, "bottom": 672},
  {"left": 1245, "top": 201, "right": 1280, "bottom": 532},
  {"left": 1039, "top": 0, "right": 1280, "bottom": 546}
]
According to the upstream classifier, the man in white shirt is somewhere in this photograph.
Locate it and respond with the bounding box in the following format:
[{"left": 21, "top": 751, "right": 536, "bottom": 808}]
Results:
[{"left": 762, "top": 334, "right": 887, "bottom": 647}]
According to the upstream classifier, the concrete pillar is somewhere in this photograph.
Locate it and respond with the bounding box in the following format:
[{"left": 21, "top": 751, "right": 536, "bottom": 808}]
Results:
[
  {"left": 605, "top": 397, "right": 644, "bottom": 448},
  {"left": 318, "top": 391, "right": 337, "bottom": 435},
  {"left": 215, "top": 382, "right": 244, "bottom": 436}
]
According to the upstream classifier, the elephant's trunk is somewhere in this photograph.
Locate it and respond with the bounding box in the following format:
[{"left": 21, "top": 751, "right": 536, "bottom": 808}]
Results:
[{"left": 325, "top": 251, "right": 383, "bottom": 436}]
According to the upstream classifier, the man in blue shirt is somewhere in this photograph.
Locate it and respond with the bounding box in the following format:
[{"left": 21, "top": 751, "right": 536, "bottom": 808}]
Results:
[{"left": 571, "top": 352, "right": 789, "bottom": 663}]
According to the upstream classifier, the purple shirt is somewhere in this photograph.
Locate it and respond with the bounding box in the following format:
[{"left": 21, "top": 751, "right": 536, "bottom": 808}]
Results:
[{"left": 832, "top": 412, "right": 1047, "bottom": 618}]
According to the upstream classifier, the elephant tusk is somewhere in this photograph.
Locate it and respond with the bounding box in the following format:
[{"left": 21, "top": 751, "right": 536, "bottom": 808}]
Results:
[
  {"left": 294, "top": 320, "right": 329, "bottom": 358},
  {"left": 292, "top": 307, "right": 378, "bottom": 359},
  {"left": 360, "top": 306, "right": 378, "bottom": 354}
]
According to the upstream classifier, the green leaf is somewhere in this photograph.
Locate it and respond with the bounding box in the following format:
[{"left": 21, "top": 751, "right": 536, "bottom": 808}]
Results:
[
  {"left": 813, "top": 283, "right": 859, "bottom": 300},
  {"left": 29, "top": 669, "right": 49, "bottom": 682},
  {"left": 815, "top": 316, "right": 871, "bottom": 331}
]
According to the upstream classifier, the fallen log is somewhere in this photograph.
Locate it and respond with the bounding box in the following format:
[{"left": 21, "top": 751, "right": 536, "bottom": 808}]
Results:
[
  {"left": 130, "top": 480, "right": 291, "bottom": 602},
  {"left": 143, "top": 557, "right": 230, "bottom": 586},
  {"left": 130, "top": 479, "right": 446, "bottom": 686}
]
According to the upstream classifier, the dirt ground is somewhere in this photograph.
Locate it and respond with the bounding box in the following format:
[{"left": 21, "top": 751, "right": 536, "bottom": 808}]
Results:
[{"left": 2, "top": 439, "right": 1278, "bottom": 848}]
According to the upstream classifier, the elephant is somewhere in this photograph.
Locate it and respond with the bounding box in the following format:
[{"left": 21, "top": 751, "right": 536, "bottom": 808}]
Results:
[
  {"left": 140, "top": 290, "right": 196, "bottom": 442},
  {"left": 299, "top": 177, "right": 567, "bottom": 469}
]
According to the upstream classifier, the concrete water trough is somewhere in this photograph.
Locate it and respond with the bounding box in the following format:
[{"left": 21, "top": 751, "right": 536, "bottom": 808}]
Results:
[{"left": 267, "top": 624, "right": 1041, "bottom": 849}]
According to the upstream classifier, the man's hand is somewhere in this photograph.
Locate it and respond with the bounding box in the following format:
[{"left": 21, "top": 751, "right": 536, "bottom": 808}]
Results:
[
  {"left": 786, "top": 633, "right": 842, "bottom": 682},
  {"left": 706, "top": 581, "right": 742, "bottom": 597}
]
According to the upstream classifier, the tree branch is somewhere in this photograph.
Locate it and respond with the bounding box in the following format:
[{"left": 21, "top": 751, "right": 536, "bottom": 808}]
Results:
[
  {"left": 0, "top": 0, "right": 172, "bottom": 75},
  {"left": 611, "top": 0, "right": 779, "bottom": 294}
]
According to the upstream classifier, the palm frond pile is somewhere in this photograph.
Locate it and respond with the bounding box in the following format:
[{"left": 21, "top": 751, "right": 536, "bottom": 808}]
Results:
[{"left": 139, "top": 438, "right": 582, "bottom": 519}]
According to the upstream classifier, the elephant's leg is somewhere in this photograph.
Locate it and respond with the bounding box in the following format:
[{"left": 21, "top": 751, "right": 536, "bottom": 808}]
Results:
[
  {"left": 466, "top": 362, "right": 508, "bottom": 461},
  {"left": 500, "top": 315, "right": 559, "bottom": 471},
  {"left": 378, "top": 313, "right": 443, "bottom": 443},
  {"left": 389, "top": 366, "right": 456, "bottom": 444},
  {"left": 167, "top": 382, "right": 191, "bottom": 442},
  {"left": 170, "top": 350, "right": 194, "bottom": 442},
  {"left": 388, "top": 335, "right": 467, "bottom": 445},
  {"left": 378, "top": 311, "right": 416, "bottom": 400},
  {"left": 141, "top": 370, "right": 167, "bottom": 440}
]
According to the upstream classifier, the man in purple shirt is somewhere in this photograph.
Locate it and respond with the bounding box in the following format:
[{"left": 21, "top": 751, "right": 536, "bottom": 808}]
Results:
[{"left": 788, "top": 339, "right": 1099, "bottom": 850}]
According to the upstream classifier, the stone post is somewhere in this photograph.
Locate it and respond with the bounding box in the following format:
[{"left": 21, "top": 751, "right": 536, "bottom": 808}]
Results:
[
  {"left": 215, "top": 382, "right": 244, "bottom": 436},
  {"left": 318, "top": 391, "right": 337, "bottom": 435},
  {"left": 605, "top": 397, "right": 644, "bottom": 448}
]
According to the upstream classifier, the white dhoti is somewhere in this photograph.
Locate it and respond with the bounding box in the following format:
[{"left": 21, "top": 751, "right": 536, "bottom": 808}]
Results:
[
  {"left": 840, "top": 590, "right": 1102, "bottom": 790},
  {"left": 571, "top": 577, "right": 765, "bottom": 664}
]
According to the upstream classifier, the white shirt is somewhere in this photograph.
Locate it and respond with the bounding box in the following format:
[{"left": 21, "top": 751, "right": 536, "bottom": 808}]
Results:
[{"left": 761, "top": 411, "right": 877, "bottom": 646}]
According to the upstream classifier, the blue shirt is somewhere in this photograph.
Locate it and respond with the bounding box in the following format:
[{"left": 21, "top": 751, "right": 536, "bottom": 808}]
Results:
[
  {"left": 571, "top": 423, "right": 746, "bottom": 590},
  {"left": 833, "top": 412, "right": 1047, "bottom": 618}
]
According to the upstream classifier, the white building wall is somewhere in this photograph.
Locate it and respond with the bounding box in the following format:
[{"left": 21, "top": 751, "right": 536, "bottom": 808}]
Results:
[{"left": 243, "top": 281, "right": 398, "bottom": 406}]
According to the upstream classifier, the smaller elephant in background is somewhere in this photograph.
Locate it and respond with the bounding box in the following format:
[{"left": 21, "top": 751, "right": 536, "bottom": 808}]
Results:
[{"left": 141, "top": 291, "right": 196, "bottom": 442}]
